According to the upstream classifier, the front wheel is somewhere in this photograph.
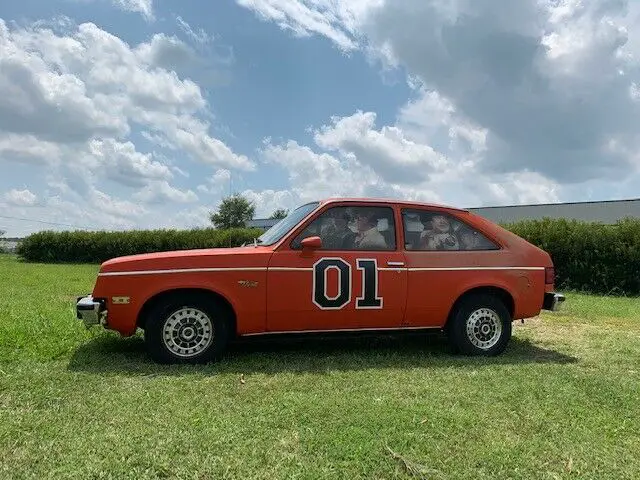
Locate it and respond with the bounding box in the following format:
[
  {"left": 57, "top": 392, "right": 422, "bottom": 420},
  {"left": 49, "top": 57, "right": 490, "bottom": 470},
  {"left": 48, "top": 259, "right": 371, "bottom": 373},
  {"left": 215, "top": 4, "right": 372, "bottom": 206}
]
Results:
[
  {"left": 446, "top": 293, "right": 512, "bottom": 356},
  {"left": 144, "top": 294, "right": 231, "bottom": 364}
]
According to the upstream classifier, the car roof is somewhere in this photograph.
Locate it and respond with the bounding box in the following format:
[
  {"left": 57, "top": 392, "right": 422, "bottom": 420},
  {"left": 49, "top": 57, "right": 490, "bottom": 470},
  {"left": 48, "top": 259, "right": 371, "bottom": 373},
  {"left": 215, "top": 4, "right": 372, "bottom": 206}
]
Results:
[{"left": 316, "top": 197, "right": 469, "bottom": 213}]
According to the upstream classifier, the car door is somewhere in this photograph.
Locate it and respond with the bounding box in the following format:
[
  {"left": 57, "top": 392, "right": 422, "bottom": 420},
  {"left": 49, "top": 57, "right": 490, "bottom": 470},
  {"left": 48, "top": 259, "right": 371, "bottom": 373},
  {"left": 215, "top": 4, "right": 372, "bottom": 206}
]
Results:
[
  {"left": 401, "top": 208, "right": 503, "bottom": 327},
  {"left": 266, "top": 203, "right": 408, "bottom": 332}
]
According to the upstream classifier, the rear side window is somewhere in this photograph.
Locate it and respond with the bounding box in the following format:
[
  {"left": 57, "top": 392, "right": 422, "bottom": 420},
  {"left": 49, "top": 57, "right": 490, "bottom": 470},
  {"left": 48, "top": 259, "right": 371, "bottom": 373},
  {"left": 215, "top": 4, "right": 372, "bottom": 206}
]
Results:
[{"left": 402, "top": 209, "right": 499, "bottom": 251}]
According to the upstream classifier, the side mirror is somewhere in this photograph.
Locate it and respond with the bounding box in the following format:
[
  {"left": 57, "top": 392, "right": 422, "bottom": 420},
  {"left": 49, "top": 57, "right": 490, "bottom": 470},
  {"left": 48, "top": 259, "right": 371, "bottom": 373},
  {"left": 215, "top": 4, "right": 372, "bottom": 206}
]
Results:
[{"left": 301, "top": 236, "right": 322, "bottom": 250}]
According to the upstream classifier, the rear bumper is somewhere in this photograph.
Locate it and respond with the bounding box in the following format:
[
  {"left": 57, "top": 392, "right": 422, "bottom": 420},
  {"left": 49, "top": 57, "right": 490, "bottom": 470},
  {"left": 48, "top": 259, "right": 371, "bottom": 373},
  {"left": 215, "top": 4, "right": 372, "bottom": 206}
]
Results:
[
  {"left": 76, "top": 295, "right": 107, "bottom": 327},
  {"left": 543, "top": 292, "right": 565, "bottom": 312}
]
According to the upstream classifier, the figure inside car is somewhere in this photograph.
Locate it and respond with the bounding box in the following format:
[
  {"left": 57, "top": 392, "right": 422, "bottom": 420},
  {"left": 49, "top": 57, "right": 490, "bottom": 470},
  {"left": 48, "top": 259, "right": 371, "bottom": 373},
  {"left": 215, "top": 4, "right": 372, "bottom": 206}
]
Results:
[
  {"left": 321, "top": 209, "right": 355, "bottom": 250},
  {"left": 354, "top": 211, "right": 387, "bottom": 249},
  {"left": 458, "top": 226, "right": 480, "bottom": 250},
  {"left": 420, "top": 214, "right": 460, "bottom": 250}
]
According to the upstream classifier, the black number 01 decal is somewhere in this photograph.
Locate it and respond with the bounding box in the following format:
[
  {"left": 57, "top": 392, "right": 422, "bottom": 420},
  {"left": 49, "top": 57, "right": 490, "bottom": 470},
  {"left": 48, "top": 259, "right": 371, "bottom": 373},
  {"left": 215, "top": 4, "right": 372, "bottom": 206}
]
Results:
[{"left": 312, "top": 258, "right": 383, "bottom": 310}]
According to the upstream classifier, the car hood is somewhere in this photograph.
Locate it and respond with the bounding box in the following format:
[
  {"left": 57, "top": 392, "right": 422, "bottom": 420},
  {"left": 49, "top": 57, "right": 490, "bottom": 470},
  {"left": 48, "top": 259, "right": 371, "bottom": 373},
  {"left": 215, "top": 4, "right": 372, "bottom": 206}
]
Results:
[{"left": 99, "top": 246, "right": 274, "bottom": 274}]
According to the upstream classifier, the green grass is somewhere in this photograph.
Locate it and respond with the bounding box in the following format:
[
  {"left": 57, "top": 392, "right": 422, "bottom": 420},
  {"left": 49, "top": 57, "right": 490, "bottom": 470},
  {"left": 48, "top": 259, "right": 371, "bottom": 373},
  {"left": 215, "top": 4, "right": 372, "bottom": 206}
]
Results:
[{"left": 1, "top": 254, "right": 639, "bottom": 479}]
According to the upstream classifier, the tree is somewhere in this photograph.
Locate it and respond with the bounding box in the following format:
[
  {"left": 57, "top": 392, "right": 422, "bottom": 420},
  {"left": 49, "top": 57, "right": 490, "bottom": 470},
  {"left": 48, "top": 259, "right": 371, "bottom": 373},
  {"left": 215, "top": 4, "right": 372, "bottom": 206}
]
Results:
[
  {"left": 269, "top": 208, "right": 289, "bottom": 220},
  {"left": 209, "top": 194, "right": 256, "bottom": 229}
]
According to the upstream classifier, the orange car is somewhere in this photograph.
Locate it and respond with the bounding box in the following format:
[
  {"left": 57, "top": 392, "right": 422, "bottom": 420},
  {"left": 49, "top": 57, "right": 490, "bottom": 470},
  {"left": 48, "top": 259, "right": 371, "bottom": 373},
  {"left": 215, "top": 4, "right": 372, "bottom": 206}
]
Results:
[{"left": 76, "top": 198, "right": 565, "bottom": 363}]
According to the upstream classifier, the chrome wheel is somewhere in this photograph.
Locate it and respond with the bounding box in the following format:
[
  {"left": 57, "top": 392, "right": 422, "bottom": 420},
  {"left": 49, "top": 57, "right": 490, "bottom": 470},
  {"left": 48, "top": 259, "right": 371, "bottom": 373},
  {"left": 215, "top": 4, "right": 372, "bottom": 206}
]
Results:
[
  {"left": 162, "top": 307, "right": 213, "bottom": 358},
  {"left": 465, "top": 307, "right": 502, "bottom": 350}
]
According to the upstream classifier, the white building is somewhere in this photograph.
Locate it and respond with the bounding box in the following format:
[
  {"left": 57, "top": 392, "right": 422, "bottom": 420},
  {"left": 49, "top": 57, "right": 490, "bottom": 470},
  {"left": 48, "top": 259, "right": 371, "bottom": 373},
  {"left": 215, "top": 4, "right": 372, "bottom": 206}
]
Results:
[
  {"left": 0, "top": 238, "right": 20, "bottom": 252},
  {"left": 469, "top": 198, "right": 640, "bottom": 225}
]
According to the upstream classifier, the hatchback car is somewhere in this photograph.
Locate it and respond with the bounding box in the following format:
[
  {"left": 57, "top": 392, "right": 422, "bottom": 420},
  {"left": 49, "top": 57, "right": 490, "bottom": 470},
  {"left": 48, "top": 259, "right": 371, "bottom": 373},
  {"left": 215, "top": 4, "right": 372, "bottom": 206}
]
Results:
[{"left": 76, "top": 198, "right": 565, "bottom": 363}]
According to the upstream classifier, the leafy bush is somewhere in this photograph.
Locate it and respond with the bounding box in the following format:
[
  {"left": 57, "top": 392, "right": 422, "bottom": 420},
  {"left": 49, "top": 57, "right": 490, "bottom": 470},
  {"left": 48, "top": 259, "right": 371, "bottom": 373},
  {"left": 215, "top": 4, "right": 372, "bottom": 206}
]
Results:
[
  {"left": 16, "top": 228, "right": 263, "bottom": 264},
  {"left": 503, "top": 217, "right": 640, "bottom": 295}
]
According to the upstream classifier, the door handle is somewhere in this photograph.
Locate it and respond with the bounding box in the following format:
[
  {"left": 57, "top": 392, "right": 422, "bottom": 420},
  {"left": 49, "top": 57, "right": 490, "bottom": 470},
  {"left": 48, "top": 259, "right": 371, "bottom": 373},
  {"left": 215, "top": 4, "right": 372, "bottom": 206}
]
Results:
[{"left": 387, "top": 261, "right": 405, "bottom": 267}]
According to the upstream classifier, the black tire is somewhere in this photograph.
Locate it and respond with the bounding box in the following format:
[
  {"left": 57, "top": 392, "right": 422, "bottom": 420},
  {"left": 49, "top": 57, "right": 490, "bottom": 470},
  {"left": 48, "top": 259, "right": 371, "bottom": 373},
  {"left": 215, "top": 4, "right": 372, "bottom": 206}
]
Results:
[
  {"left": 446, "top": 293, "right": 512, "bottom": 356},
  {"left": 143, "top": 293, "right": 232, "bottom": 364}
]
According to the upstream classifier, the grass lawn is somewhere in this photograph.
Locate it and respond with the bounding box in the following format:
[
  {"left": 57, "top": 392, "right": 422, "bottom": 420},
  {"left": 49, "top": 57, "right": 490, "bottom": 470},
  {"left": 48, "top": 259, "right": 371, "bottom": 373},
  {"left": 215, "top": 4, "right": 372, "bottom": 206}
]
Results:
[{"left": 1, "top": 254, "right": 639, "bottom": 479}]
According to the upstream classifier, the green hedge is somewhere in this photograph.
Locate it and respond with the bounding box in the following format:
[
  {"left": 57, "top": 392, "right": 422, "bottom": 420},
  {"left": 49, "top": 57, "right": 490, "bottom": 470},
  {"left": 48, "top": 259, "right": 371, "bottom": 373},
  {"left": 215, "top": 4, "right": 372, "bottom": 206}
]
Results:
[
  {"left": 15, "top": 218, "right": 640, "bottom": 295},
  {"left": 16, "top": 228, "right": 263, "bottom": 264},
  {"left": 503, "top": 217, "right": 640, "bottom": 295}
]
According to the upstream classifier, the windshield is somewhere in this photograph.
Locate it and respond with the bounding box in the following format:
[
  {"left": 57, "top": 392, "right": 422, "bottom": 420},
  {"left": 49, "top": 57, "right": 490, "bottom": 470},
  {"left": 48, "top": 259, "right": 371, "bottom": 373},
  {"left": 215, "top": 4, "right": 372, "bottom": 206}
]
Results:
[{"left": 257, "top": 202, "right": 320, "bottom": 246}]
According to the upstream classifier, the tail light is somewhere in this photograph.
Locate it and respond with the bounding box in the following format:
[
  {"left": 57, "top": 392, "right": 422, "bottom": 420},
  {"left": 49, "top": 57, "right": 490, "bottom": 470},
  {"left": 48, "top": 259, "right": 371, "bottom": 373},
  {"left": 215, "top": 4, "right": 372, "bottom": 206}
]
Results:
[{"left": 545, "top": 266, "right": 555, "bottom": 284}]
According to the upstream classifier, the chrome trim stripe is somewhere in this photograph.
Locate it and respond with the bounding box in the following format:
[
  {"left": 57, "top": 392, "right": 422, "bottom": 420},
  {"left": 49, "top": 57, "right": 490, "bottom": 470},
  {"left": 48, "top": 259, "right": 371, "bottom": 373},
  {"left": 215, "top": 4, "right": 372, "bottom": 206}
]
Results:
[
  {"left": 268, "top": 267, "right": 314, "bottom": 271},
  {"left": 407, "top": 266, "right": 545, "bottom": 271},
  {"left": 99, "top": 267, "right": 267, "bottom": 276},
  {"left": 99, "top": 265, "right": 545, "bottom": 276}
]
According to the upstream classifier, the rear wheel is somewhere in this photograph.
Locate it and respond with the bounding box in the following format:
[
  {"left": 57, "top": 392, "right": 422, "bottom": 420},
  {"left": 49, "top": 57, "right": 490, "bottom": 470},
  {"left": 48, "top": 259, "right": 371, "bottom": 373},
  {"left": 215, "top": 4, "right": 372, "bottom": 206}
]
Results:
[
  {"left": 144, "top": 294, "right": 231, "bottom": 364},
  {"left": 446, "top": 293, "right": 512, "bottom": 356}
]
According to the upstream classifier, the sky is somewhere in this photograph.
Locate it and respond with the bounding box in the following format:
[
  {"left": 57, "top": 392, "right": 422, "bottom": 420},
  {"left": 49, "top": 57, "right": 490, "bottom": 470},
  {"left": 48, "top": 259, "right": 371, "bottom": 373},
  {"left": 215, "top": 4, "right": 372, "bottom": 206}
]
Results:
[{"left": 1, "top": 0, "right": 640, "bottom": 236}]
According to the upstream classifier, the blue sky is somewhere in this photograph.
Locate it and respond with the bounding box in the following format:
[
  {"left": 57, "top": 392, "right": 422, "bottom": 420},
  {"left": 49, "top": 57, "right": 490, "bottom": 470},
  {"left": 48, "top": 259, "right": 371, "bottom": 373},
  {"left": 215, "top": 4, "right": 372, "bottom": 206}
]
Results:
[{"left": 2, "top": 0, "right": 640, "bottom": 236}]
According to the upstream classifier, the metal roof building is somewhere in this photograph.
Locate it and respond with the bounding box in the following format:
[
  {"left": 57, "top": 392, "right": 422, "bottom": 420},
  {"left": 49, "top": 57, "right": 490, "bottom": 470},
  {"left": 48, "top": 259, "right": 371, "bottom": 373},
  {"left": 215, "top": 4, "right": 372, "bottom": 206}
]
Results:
[
  {"left": 469, "top": 198, "right": 640, "bottom": 225},
  {"left": 246, "top": 198, "right": 640, "bottom": 230}
]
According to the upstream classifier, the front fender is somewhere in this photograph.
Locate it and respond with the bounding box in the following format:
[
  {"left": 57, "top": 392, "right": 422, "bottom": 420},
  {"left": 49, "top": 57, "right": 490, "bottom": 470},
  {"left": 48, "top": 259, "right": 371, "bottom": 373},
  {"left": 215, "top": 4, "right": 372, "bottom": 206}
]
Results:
[{"left": 93, "top": 269, "right": 268, "bottom": 336}]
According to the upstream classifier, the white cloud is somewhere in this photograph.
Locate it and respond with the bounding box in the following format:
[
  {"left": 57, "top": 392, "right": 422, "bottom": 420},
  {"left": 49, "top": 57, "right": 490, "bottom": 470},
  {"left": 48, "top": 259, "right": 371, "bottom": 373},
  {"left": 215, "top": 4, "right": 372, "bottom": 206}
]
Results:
[
  {"left": 260, "top": 139, "right": 378, "bottom": 201},
  {"left": 4, "top": 189, "right": 38, "bottom": 207},
  {"left": 0, "top": 15, "right": 255, "bottom": 235},
  {"left": 240, "top": 189, "right": 298, "bottom": 217},
  {"left": 87, "top": 138, "right": 172, "bottom": 187},
  {"left": 0, "top": 182, "right": 211, "bottom": 237},
  {"left": 6, "top": 0, "right": 640, "bottom": 236},
  {"left": 89, "top": 188, "right": 148, "bottom": 217},
  {"left": 314, "top": 110, "right": 450, "bottom": 183},
  {"left": 254, "top": 88, "right": 561, "bottom": 212},
  {"left": 44, "top": 175, "right": 148, "bottom": 220},
  {"left": 239, "top": 0, "right": 640, "bottom": 189},
  {"left": 0, "top": 181, "right": 149, "bottom": 236},
  {"left": 0, "top": 19, "right": 253, "bottom": 171},
  {"left": 0, "top": 133, "right": 63, "bottom": 165},
  {"left": 133, "top": 181, "right": 199, "bottom": 204},
  {"left": 396, "top": 89, "right": 488, "bottom": 156},
  {"left": 359, "top": 0, "right": 640, "bottom": 183},
  {"left": 169, "top": 16, "right": 235, "bottom": 86},
  {"left": 171, "top": 165, "right": 189, "bottom": 178},
  {"left": 0, "top": 22, "right": 128, "bottom": 143},
  {"left": 212, "top": 168, "right": 232, "bottom": 184},
  {"left": 135, "top": 33, "right": 199, "bottom": 70},
  {"left": 235, "top": 0, "right": 379, "bottom": 51},
  {"left": 196, "top": 169, "right": 233, "bottom": 195},
  {"left": 103, "top": 0, "right": 154, "bottom": 21},
  {"left": 176, "top": 16, "right": 214, "bottom": 46},
  {"left": 136, "top": 112, "right": 254, "bottom": 171}
]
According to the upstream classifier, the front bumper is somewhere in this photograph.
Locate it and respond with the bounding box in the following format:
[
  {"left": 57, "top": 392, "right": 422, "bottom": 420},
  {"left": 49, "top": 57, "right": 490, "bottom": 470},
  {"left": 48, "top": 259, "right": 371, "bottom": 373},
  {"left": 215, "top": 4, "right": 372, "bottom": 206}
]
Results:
[
  {"left": 543, "top": 292, "right": 565, "bottom": 312},
  {"left": 76, "top": 295, "right": 107, "bottom": 328}
]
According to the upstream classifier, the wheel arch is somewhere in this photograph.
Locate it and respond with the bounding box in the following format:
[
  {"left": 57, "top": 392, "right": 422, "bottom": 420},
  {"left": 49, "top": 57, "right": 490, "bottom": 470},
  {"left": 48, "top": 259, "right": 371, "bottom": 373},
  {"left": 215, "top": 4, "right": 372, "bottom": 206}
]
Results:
[
  {"left": 136, "top": 288, "right": 237, "bottom": 336},
  {"left": 445, "top": 285, "right": 515, "bottom": 330}
]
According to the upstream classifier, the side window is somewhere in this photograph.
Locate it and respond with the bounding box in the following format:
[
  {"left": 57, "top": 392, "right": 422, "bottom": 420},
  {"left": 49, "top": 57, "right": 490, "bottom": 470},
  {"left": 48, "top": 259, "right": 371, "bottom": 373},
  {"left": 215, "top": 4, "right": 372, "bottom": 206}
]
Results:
[
  {"left": 291, "top": 206, "right": 396, "bottom": 251},
  {"left": 402, "top": 209, "right": 499, "bottom": 251}
]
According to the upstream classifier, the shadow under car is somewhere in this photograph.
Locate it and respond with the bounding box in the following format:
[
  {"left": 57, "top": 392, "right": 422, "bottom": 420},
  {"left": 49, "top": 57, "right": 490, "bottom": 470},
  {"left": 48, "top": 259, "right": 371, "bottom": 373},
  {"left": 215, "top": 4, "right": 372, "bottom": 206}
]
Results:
[{"left": 66, "top": 328, "right": 578, "bottom": 377}]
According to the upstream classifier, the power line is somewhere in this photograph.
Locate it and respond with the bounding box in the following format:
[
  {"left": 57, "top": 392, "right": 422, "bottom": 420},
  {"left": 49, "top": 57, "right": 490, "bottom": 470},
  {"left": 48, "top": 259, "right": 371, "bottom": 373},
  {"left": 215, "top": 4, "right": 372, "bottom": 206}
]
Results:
[{"left": 0, "top": 214, "right": 89, "bottom": 229}]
